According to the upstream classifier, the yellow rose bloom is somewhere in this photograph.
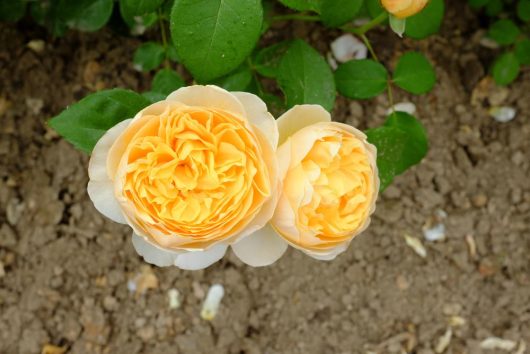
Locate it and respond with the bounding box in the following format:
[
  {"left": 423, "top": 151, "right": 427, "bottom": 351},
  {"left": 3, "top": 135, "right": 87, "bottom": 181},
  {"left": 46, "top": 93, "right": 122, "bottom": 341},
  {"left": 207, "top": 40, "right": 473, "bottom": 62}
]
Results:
[
  {"left": 381, "top": 0, "right": 429, "bottom": 19},
  {"left": 87, "top": 85, "right": 281, "bottom": 269},
  {"left": 269, "top": 105, "right": 379, "bottom": 260}
]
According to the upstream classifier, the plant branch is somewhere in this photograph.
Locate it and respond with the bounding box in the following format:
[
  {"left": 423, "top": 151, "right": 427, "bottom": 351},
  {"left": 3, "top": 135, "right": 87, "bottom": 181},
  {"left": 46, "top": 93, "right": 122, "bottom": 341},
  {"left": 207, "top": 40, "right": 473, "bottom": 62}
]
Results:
[
  {"left": 342, "top": 12, "right": 388, "bottom": 35},
  {"left": 360, "top": 34, "right": 378, "bottom": 62},
  {"left": 158, "top": 9, "right": 170, "bottom": 69}
]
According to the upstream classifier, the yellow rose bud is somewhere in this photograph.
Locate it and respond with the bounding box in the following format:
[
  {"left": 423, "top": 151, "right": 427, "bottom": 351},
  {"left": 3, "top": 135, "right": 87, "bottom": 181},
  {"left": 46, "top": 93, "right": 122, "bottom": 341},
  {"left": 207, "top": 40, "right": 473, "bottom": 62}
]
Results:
[
  {"left": 270, "top": 105, "right": 379, "bottom": 260},
  {"left": 87, "top": 85, "right": 282, "bottom": 269},
  {"left": 381, "top": 0, "right": 429, "bottom": 19}
]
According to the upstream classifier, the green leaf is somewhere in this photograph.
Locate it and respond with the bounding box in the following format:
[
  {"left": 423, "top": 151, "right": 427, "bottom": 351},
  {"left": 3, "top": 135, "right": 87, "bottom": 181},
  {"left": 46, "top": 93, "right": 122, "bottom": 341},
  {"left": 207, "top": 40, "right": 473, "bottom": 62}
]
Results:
[
  {"left": 468, "top": 0, "right": 490, "bottom": 9},
  {"left": 320, "top": 0, "right": 363, "bottom": 27},
  {"left": 393, "top": 52, "right": 436, "bottom": 94},
  {"left": 212, "top": 65, "right": 253, "bottom": 91},
  {"left": 142, "top": 91, "right": 166, "bottom": 103},
  {"left": 133, "top": 42, "right": 165, "bottom": 71},
  {"left": 0, "top": 0, "right": 26, "bottom": 22},
  {"left": 49, "top": 89, "right": 151, "bottom": 153},
  {"left": 119, "top": 0, "right": 158, "bottom": 35},
  {"left": 485, "top": 0, "right": 503, "bottom": 17},
  {"left": 365, "top": 0, "right": 384, "bottom": 18},
  {"left": 167, "top": 44, "right": 180, "bottom": 62},
  {"left": 278, "top": 0, "right": 321, "bottom": 12},
  {"left": 170, "top": 0, "right": 263, "bottom": 82},
  {"left": 517, "top": 0, "right": 530, "bottom": 22},
  {"left": 492, "top": 52, "right": 520, "bottom": 86},
  {"left": 488, "top": 19, "right": 520, "bottom": 46},
  {"left": 277, "top": 40, "right": 336, "bottom": 111},
  {"left": 121, "top": 0, "right": 164, "bottom": 16},
  {"left": 151, "top": 68, "right": 185, "bottom": 95},
  {"left": 405, "top": 0, "right": 444, "bottom": 39},
  {"left": 253, "top": 41, "right": 291, "bottom": 78},
  {"left": 334, "top": 59, "right": 387, "bottom": 99},
  {"left": 366, "top": 112, "right": 428, "bottom": 190},
  {"left": 63, "top": 0, "right": 114, "bottom": 32},
  {"left": 515, "top": 38, "right": 530, "bottom": 65}
]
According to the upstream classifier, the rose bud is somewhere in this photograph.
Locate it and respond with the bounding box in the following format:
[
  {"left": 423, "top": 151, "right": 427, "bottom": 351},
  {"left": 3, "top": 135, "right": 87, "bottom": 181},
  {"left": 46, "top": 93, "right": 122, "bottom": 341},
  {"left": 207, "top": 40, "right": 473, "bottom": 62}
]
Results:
[
  {"left": 381, "top": 0, "right": 429, "bottom": 19},
  {"left": 87, "top": 85, "right": 281, "bottom": 270},
  {"left": 269, "top": 105, "right": 379, "bottom": 261}
]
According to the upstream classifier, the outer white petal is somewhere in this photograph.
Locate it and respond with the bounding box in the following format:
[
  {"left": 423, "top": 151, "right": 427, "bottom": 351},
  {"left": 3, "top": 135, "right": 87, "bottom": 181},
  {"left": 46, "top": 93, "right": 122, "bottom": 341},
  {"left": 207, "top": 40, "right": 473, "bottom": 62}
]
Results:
[
  {"left": 132, "top": 233, "right": 227, "bottom": 269},
  {"left": 166, "top": 85, "right": 246, "bottom": 118},
  {"left": 132, "top": 232, "right": 182, "bottom": 267},
  {"left": 87, "top": 180, "right": 127, "bottom": 224},
  {"left": 277, "top": 105, "right": 331, "bottom": 145},
  {"left": 232, "top": 92, "right": 279, "bottom": 148},
  {"left": 231, "top": 224, "right": 288, "bottom": 267},
  {"left": 173, "top": 243, "right": 227, "bottom": 270},
  {"left": 87, "top": 119, "right": 132, "bottom": 224},
  {"left": 88, "top": 118, "right": 132, "bottom": 181}
]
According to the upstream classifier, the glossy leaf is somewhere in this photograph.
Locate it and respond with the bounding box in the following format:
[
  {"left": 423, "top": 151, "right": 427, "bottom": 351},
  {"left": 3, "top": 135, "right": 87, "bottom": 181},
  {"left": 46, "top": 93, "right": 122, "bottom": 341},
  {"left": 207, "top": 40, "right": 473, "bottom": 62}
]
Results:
[
  {"left": 492, "top": 52, "right": 520, "bottom": 86},
  {"left": 0, "top": 0, "right": 26, "bottom": 22},
  {"left": 120, "top": 0, "right": 164, "bottom": 16},
  {"left": 393, "top": 52, "right": 436, "bottom": 94},
  {"left": 515, "top": 38, "right": 530, "bottom": 65},
  {"left": 517, "top": 0, "right": 530, "bottom": 22},
  {"left": 278, "top": 0, "right": 321, "bottom": 12},
  {"left": 170, "top": 0, "right": 263, "bottom": 81},
  {"left": 320, "top": 0, "right": 363, "bottom": 27},
  {"left": 277, "top": 40, "right": 336, "bottom": 111},
  {"left": 151, "top": 68, "right": 185, "bottom": 95},
  {"left": 335, "top": 59, "right": 387, "bottom": 99},
  {"left": 63, "top": 0, "right": 114, "bottom": 32},
  {"left": 405, "top": 0, "right": 444, "bottom": 39},
  {"left": 366, "top": 112, "right": 428, "bottom": 190},
  {"left": 212, "top": 65, "right": 253, "bottom": 91},
  {"left": 253, "top": 41, "right": 291, "bottom": 78},
  {"left": 49, "top": 89, "right": 151, "bottom": 153},
  {"left": 488, "top": 19, "right": 520, "bottom": 46},
  {"left": 133, "top": 42, "right": 165, "bottom": 71}
]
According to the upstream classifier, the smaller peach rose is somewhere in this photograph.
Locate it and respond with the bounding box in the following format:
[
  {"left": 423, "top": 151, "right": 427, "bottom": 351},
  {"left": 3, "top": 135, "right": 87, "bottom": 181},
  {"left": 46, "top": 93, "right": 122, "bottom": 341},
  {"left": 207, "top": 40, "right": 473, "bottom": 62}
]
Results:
[
  {"left": 268, "top": 105, "right": 379, "bottom": 260},
  {"left": 381, "top": 0, "right": 429, "bottom": 19}
]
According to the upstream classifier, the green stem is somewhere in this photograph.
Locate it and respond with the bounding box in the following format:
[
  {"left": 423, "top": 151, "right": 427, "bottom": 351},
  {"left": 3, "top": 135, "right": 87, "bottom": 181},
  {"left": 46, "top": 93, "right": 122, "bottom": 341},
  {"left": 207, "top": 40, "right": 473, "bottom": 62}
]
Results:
[
  {"left": 271, "top": 14, "right": 320, "bottom": 22},
  {"left": 360, "top": 34, "right": 378, "bottom": 62},
  {"left": 158, "top": 9, "right": 170, "bottom": 69},
  {"left": 387, "top": 80, "right": 395, "bottom": 111},
  {"left": 342, "top": 12, "right": 388, "bottom": 35}
]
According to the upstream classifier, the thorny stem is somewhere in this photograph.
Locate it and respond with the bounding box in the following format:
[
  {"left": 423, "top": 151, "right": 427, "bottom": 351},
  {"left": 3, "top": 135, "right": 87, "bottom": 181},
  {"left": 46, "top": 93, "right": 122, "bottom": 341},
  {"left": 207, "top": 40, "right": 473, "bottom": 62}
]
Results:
[{"left": 158, "top": 9, "right": 170, "bottom": 69}]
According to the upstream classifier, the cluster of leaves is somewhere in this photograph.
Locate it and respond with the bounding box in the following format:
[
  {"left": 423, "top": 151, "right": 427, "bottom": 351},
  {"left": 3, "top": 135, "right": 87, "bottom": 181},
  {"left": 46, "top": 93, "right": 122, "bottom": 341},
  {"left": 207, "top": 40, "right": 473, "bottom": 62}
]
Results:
[
  {"left": 469, "top": 0, "right": 530, "bottom": 85},
  {"left": 0, "top": 0, "right": 446, "bottom": 191}
]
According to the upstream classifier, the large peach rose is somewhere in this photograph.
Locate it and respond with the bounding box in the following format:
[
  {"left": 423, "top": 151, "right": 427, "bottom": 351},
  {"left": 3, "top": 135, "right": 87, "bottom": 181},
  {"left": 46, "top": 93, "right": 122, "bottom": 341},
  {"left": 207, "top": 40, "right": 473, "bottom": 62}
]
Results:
[
  {"left": 381, "top": 0, "right": 429, "bottom": 19},
  {"left": 268, "top": 105, "right": 379, "bottom": 260},
  {"left": 87, "top": 85, "right": 283, "bottom": 270}
]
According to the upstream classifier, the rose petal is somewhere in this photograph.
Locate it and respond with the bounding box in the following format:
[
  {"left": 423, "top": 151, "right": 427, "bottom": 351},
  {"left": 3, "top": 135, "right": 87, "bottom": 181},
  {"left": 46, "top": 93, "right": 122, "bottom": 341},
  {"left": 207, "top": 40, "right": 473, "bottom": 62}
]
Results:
[
  {"left": 133, "top": 232, "right": 226, "bottom": 269},
  {"left": 277, "top": 105, "right": 331, "bottom": 145},
  {"left": 132, "top": 232, "right": 182, "bottom": 267},
  {"left": 173, "top": 243, "right": 227, "bottom": 270},
  {"left": 88, "top": 118, "right": 132, "bottom": 181},
  {"left": 87, "top": 180, "right": 127, "bottom": 224},
  {"left": 167, "top": 85, "right": 246, "bottom": 118},
  {"left": 232, "top": 92, "right": 279, "bottom": 148},
  {"left": 231, "top": 223, "right": 288, "bottom": 267}
]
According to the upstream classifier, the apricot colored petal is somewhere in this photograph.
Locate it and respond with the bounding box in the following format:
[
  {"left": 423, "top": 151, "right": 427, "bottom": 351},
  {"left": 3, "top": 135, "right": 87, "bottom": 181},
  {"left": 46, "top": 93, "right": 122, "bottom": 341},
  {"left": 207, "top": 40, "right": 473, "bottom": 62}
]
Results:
[
  {"left": 87, "top": 180, "right": 127, "bottom": 224},
  {"left": 167, "top": 85, "right": 246, "bottom": 118},
  {"left": 232, "top": 92, "right": 279, "bottom": 148},
  {"left": 132, "top": 232, "right": 182, "bottom": 267},
  {"left": 88, "top": 118, "right": 132, "bottom": 181},
  {"left": 231, "top": 224, "right": 288, "bottom": 267},
  {"left": 277, "top": 105, "right": 331, "bottom": 145}
]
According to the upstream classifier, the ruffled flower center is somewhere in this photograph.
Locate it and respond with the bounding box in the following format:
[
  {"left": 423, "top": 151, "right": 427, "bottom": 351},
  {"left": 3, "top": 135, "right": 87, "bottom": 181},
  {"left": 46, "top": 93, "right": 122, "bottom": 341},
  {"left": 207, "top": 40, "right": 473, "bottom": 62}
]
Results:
[{"left": 120, "top": 106, "right": 270, "bottom": 246}]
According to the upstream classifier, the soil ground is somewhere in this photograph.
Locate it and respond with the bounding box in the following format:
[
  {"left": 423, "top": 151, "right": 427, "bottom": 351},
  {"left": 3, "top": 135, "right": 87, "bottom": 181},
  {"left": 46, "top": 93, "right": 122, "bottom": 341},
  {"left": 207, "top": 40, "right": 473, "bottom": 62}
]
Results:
[{"left": 0, "top": 1, "right": 529, "bottom": 353}]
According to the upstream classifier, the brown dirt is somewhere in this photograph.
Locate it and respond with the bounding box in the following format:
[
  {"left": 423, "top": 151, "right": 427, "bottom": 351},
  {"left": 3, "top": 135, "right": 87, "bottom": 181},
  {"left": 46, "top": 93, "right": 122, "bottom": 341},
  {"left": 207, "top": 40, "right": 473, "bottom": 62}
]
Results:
[{"left": 1, "top": 2, "right": 529, "bottom": 353}]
